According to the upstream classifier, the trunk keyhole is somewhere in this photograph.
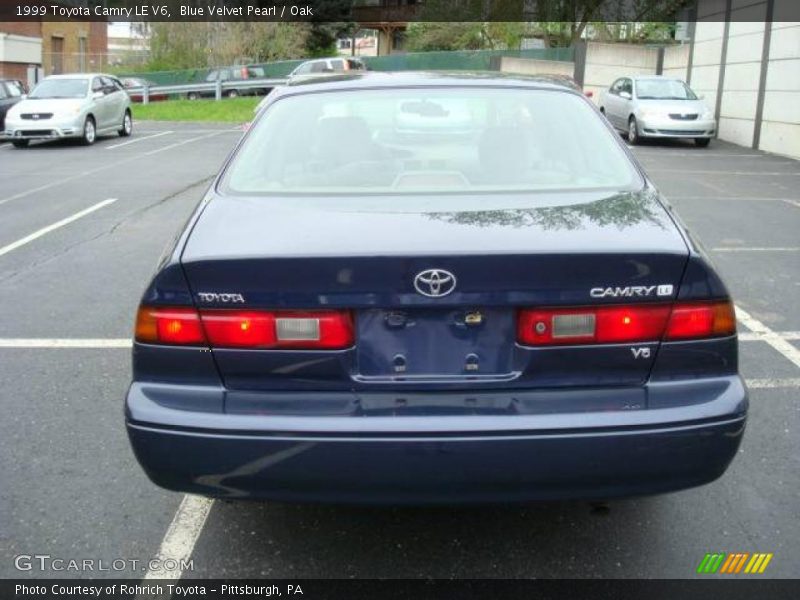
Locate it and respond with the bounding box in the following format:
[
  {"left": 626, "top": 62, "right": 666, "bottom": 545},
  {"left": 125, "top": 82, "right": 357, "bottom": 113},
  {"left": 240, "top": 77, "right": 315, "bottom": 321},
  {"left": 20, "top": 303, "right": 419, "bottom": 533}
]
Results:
[{"left": 393, "top": 354, "right": 407, "bottom": 373}]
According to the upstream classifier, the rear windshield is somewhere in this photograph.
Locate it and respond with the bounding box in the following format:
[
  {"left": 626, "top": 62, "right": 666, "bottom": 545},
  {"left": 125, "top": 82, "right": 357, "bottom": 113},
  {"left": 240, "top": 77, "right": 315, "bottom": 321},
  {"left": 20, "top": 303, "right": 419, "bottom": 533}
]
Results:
[
  {"left": 30, "top": 78, "right": 88, "bottom": 99},
  {"left": 223, "top": 88, "right": 641, "bottom": 195}
]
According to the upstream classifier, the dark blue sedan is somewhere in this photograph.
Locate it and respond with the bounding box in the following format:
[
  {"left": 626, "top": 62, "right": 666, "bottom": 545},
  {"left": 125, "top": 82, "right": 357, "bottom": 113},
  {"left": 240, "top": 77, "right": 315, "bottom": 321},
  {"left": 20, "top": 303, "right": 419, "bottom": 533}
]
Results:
[{"left": 126, "top": 72, "right": 746, "bottom": 504}]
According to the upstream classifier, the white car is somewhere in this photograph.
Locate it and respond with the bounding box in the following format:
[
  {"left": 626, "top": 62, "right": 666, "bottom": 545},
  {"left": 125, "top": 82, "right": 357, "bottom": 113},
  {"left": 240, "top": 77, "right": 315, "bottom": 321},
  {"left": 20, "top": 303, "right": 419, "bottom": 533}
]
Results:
[
  {"left": 599, "top": 76, "right": 715, "bottom": 147},
  {"left": 3, "top": 73, "right": 132, "bottom": 148}
]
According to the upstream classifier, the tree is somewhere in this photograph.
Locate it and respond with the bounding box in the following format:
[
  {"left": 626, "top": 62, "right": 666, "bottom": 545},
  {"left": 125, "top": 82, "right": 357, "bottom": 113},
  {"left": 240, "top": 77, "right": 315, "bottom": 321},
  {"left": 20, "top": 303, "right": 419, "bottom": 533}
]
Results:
[
  {"left": 145, "top": 22, "right": 310, "bottom": 71},
  {"left": 304, "top": 0, "right": 354, "bottom": 57},
  {"left": 408, "top": 0, "right": 693, "bottom": 49}
]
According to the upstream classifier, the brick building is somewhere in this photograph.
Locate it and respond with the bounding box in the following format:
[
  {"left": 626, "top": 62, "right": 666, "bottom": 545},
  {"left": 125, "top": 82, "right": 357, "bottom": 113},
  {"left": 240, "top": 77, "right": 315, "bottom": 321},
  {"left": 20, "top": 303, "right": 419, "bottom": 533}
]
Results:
[
  {"left": 0, "top": 17, "right": 107, "bottom": 87},
  {"left": 0, "top": 22, "right": 42, "bottom": 82}
]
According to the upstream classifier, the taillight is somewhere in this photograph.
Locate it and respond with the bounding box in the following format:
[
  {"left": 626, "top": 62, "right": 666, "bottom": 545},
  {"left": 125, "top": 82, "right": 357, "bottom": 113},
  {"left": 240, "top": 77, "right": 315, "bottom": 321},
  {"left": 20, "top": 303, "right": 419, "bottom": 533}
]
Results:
[
  {"left": 665, "top": 301, "right": 736, "bottom": 340},
  {"left": 201, "top": 310, "right": 353, "bottom": 349},
  {"left": 518, "top": 305, "right": 671, "bottom": 346},
  {"left": 518, "top": 301, "right": 735, "bottom": 346},
  {"left": 135, "top": 306, "right": 353, "bottom": 349},
  {"left": 135, "top": 307, "right": 205, "bottom": 345}
]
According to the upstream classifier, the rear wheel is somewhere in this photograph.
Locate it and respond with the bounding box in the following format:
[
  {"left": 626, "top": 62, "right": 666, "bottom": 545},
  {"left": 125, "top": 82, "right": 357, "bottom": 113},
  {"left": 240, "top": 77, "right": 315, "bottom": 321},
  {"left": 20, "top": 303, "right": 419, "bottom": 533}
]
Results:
[
  {"left": 227, "top": 89, "right": 239, "bottom": 98},
  {"left": 81, "top": 116, "right": 96, "bottom": 145},
  {"left": 118, "top": 110, "right": 133, "bottom": 137},
  {"left": 187, "top": 92, "right": 199, "bottom": 100},
  {"left": 695, "top": 138, "right": 711, "bottom": 148},
  {"left": 12, "top": 140, "right": 29, "bottom": 148},
  {"left": 627, "top": 116, "right": 640, "bottom": 145}
]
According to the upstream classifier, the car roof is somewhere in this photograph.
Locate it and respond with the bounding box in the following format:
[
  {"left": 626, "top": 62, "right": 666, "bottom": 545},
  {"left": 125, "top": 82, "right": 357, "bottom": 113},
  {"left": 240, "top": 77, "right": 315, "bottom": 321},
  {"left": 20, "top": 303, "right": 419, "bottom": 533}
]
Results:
[{"left": 282, "top": 70, "right": 582, "bottom": 93}]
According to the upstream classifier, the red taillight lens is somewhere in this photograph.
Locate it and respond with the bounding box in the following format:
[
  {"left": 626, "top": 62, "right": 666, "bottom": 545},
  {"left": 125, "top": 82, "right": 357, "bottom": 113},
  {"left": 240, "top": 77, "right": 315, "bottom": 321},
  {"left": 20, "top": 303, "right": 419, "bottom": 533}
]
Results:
[
  {"left": 201, "top": 310, "right": 354, "bottom": 349},
  {"left": 518, "top": 305, "right": 671, "bottom": 346},
  {"left": 200, "top": 311, "right": 276, "bottom": 347},
  {"left": 136, "top": 307, "right": 354, "bottom": 349},
  {"left": 135, "top": 307, "right": 206, "bottom": 345},
  {"left": 665, "top": 301, "right": 736, "bottom": 340},
  {"left": 518, "top": 301, "right": 735, "bottom": 346}
]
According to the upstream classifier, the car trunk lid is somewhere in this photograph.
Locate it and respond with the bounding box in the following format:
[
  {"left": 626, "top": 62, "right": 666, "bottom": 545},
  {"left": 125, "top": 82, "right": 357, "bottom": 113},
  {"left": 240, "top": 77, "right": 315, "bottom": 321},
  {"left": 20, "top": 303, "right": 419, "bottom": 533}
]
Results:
[{"left": 181, "top": 189, "right": 689, "bottom": 390}]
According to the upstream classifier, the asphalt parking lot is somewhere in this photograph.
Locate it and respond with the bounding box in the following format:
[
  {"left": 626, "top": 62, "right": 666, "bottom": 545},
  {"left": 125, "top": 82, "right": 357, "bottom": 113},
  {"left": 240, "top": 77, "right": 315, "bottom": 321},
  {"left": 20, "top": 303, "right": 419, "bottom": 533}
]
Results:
[{"left": 0, "top": 123, "right": 798, "bottom": 580}]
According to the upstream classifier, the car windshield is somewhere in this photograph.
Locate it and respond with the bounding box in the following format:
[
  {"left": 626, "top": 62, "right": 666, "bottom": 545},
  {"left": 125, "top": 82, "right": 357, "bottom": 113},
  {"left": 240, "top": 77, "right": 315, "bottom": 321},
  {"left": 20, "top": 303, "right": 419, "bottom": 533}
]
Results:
[
  {"left": 29, "top": 78, "right": 88, "bottom": 99},
  {"left": 223, "top": 88, "right": 641, "bottom": 195},
  {"left": 636, "top": 79, "right": 697, "bottom": 100}
]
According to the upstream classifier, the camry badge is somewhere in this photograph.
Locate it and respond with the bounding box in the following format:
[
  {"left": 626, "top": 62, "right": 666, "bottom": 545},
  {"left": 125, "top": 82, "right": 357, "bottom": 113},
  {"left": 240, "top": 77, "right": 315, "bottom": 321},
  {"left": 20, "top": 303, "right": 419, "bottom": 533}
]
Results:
[{"left": 414, "top": 269, "right": 457, "bottom": 298}]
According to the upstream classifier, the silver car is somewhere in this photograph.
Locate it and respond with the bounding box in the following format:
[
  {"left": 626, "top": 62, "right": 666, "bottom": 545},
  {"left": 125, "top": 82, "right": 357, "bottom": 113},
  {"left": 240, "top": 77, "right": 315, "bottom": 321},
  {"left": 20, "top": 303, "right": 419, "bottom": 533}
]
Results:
[
  {"left": 3, "top": 73, "right": 132, "bottom": 148},
  {"left": 599, "top": 76, "right": 715, "bottom": 147}
]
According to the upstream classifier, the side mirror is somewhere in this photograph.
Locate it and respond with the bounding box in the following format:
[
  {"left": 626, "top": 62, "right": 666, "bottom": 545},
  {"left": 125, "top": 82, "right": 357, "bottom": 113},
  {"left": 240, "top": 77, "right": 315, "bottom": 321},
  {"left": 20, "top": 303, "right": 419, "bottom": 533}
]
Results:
[
  {"left": 92, "top": 91, "right": 104, "bottom": 100},
  {"left": 620, "top": 91, "right": 632, "bottom": 100}
]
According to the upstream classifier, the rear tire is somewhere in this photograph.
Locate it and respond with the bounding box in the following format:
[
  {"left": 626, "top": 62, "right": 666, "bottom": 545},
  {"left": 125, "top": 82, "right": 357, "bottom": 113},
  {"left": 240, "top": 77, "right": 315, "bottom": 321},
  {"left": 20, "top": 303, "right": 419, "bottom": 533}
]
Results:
[
  {"left": 227, "top": 89, "right": 239, "bottom": 98},
  {"left": 695, "top": 138, "right": 711, "bottom": 148},
  {"left": 12, "top": 140, "right": 29, "bottom": 148},
  {"left": 187, "top": 92, "right": 199, "bottom": 101},
  {"left": 81, "top": 116, "right": 96, "bottom": 145},
  {"left": 627, "top": 116, "right": 640, "bottom": 145},
  {"left": 118, "top": 110, "right": 133, "bottom": 137}
]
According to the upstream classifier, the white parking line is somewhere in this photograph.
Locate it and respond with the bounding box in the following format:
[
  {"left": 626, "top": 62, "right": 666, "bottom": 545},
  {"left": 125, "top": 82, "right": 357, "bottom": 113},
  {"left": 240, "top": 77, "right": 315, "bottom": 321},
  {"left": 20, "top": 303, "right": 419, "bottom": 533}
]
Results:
[
  {"left": 140, "top": 131, "right": 227, "bottom": 157},
  {"left": 736, "top": 306, "right": 800, "bottom": 370},
  {"left": 143, "top": 495, "right": 213, "bottom": 580},
  {"left": 668, "top": 196, "right": 798, "bottom": 203},
  {"left": 650, "top": 169, "right": 800, "bottom": 176},
  {"left": 0, "top": 338, "right": 131, "bottom": 347},
  {"left": 713, "top": 247, "right": 800, "bottom": 252},
  {"left": 739, "top": 331, "right": 800, "bottom": 341},
  {"left": 106, "top": 130, "right": 172, "bottom": 150},
  {"left": 632, "top": 151, "right": 770, "bottom": 158},
  {"left": 0, "top": 131, "right": 227, "bottom": 207},
  {"left": 781, "top": 198, "right": 800, "bottom": 209},
  {"left": 0, "top": 331, "right": 798, "bottom": 346},
  {"left": 746, "top": 378, "right": 800, "bottom": 389},
  {"left": 0, "top": 198, "right": 117, "bottom": 259}
]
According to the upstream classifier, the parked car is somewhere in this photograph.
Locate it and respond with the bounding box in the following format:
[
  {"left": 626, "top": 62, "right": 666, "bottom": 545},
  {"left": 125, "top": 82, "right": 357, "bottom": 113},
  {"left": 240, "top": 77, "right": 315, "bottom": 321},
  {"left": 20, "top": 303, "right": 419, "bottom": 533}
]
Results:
[
  {"left": 121, "top": 77, "right": 168, "bottom": 103},
  {"left": 187, "top": 66, "right": 268, "bottom": 100},
  {"left": 3, "top": 73, "right": 132, "bottom": 148},
  {"left": 599, "top": 75, "right": 715, "bottom": 146},
  {"left": 286, "top": 57, "right": 367, "bottom": 82},
  {"left": 127, "top": 72, "right": 745, "bottom": 505},
  {"left": 252, "top": 58, "right": 368, "bottom": 115},
  {"left": 0, "top": 79, "right": 26, "bottom": 133}
]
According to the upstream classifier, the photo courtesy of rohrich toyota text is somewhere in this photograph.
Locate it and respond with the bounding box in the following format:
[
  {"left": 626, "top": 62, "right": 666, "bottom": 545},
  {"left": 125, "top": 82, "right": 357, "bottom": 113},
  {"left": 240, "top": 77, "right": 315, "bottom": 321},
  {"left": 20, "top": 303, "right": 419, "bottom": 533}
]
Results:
[{"left": 0, "top": 1, "right": 798, "bottom": 599}]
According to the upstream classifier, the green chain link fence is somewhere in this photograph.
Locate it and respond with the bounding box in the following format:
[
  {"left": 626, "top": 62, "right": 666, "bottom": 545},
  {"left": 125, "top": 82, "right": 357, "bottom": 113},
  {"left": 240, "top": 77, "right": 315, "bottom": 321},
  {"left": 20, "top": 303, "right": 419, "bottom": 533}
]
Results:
[{"left": 120, "top": 47, "right": 574, "bottom": 85}]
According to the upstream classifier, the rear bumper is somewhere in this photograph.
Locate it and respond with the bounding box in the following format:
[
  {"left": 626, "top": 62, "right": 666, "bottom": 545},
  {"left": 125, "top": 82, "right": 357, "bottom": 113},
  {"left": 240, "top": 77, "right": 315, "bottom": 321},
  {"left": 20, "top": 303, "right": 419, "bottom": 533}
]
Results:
[{"left": 126, "top": 377, "right": 747, "bottom": 504}]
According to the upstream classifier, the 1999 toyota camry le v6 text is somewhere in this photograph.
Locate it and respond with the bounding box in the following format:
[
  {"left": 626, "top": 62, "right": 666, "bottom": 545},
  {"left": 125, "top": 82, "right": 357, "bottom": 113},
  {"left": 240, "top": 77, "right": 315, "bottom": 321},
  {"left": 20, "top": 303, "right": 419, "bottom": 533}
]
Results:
[{"left": 126, "top": 72, "right": 746, "bottom": 504}]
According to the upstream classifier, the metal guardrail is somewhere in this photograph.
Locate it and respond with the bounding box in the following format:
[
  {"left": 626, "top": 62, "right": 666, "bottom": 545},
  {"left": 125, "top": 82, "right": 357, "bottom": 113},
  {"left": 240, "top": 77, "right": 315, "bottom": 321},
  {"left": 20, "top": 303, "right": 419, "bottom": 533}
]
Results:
[{"left": 126, "top": 78, "right": 287, "bottom": 103}]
